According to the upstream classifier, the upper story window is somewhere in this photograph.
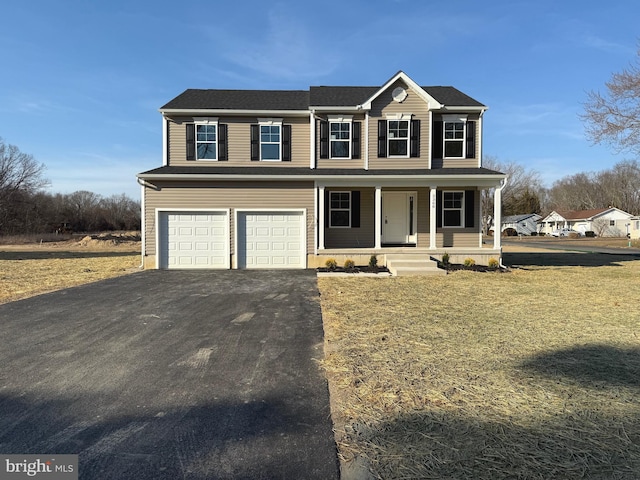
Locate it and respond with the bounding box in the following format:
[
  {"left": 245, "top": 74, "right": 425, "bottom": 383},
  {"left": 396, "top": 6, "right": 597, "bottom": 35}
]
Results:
[
  {"left": 388, "top": 120, "right": 409, "bottom": 157},
  {"left": 251, "top": 119, "right": 291, "bottom": 162},
  {"left": 320, "top": 116, "right": 361, "bottom": 160},
  {"left": 330, "top": 121, "right": 351, "bottom": 158},
  {"left": 442, "top": 114, "right": 467, "bottom": 159},
  {"left": 196, "top": 123, "right": 217, "bottom": 160},
  {"left": 186, "top": 118, "right": 227, "bottom": 162},
  {"left": 260, "top": 124, "right": 281, "bottom": 161},
  {"left": 377, "top": 114, "right": 419, "bottom": 158}
]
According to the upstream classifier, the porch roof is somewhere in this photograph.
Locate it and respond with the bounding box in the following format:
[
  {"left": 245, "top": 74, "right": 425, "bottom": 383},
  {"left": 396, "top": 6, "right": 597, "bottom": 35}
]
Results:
[{"left": 138, "top": 166, "right": 506, "bottom": 188}]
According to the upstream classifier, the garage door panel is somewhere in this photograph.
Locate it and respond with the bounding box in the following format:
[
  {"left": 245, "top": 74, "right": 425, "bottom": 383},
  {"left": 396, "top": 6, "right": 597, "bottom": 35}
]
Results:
[
  {"left": 237, "top": 211, "right": 305, "bottom": 269},
  {"left": 159, "top": 211, "right": 229, "bottom": 269}
]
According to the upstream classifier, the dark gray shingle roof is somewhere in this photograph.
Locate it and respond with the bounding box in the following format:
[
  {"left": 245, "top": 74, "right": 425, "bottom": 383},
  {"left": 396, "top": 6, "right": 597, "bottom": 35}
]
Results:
[
  {"left": 423, "top": 86, "right": 485, "bottom": 107},
  {"left": 161, "top": 89, "right": 310, "bottom": 110},
  {"left": 161, "top": 85, "right": 485, "bottom": 111}
]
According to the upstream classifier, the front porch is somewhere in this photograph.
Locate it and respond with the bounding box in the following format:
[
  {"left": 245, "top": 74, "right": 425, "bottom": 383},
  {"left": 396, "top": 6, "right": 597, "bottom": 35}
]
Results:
[
  {"left": 313, "top": 179, "right": 506, "bottom": 268},
  {"left": 308, "top": 245, "right": 502, "bottom": 269}
]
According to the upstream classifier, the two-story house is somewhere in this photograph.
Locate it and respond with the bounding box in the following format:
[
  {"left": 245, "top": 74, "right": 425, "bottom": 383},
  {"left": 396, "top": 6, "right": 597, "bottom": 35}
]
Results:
[{"left": 137, "top": 71, "right": 507, "bottom": 271}]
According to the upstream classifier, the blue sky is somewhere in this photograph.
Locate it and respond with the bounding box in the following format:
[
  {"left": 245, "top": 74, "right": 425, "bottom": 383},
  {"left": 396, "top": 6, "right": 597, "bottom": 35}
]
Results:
[{"left": 1, "top": 0, "right": 638, "bottom": 199}]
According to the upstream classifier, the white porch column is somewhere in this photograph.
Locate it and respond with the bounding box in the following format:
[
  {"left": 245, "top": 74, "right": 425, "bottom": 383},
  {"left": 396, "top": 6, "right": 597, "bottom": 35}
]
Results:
[
  {"left": 318, "top": 185, "right": 325, "bottom": 250},
  {"left": 493, "top": 180, "right": 505, "bottom": 250},
  {"left": 374, "top": 186, "right": 382, "bottom": 249},
  {"left": 429, "top": 187, "right": 437, "bottom": 249}
]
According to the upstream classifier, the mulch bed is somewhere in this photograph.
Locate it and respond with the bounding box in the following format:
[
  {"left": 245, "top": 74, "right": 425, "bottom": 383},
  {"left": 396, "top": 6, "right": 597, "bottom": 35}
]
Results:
[
  {"left": 438, "top": 261, "right": 509, "bottom": 273},
  {"left": 316, "top": 265, "right": 390, "bottom": 274}
]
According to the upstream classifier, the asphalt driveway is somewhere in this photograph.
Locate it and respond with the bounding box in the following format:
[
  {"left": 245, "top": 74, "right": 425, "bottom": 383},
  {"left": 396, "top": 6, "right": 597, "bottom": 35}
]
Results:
[{"left": 0, "top": 270, "right": 339, "bottom": 479}]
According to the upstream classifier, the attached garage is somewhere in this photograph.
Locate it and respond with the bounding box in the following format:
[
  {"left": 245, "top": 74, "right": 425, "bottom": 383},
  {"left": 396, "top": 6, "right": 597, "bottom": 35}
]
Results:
[
  {"left": 236, "top": 210, "right": 306, "bottom": 269},
  {"left": 157, "top": 210, "right": 230, "bottom": 269}
]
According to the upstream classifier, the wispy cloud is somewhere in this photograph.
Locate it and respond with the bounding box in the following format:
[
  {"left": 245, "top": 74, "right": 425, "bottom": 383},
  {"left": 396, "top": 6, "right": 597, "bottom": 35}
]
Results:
[
  {"left": 201, "top": 5, "right": 338, "bottom": 84},
  {"left": 580, "top": 34, "right": 635, "bottom": 55}
]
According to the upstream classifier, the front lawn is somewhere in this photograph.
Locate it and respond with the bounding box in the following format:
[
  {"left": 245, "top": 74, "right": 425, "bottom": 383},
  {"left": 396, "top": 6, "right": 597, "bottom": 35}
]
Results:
[{"left": 318, "top": 258, "right": 640, "bottom": 479}]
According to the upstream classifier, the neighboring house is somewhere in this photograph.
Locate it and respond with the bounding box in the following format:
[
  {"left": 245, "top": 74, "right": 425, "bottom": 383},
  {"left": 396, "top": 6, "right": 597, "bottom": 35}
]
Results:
[
  {"left": 490, "top": 213, "right": 542, "bottom": 236},
  {"left": 629, "top": 216, "right": 640, "bottom": 240},
  {"left": 539, "top": 208, "right": 633, "bottom": 237},
  {"left": 136, "top": 71, "right": 507, "bottom": 270}
]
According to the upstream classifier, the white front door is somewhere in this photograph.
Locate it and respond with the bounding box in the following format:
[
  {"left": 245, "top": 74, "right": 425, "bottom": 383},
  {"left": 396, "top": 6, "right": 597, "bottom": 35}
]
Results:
[{"left": 382, "top": 192, "right": 417, "bottom": 245}]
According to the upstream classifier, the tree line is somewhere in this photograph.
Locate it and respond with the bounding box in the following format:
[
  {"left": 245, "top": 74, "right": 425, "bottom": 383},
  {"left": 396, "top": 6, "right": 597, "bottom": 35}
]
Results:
[{"left": 0, "top": 138, "right": 140, "bottom": 236}]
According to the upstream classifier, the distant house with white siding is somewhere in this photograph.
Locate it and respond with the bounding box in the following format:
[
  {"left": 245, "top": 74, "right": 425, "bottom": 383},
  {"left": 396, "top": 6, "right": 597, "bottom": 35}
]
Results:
[
  {"left": 490, "top": 213, "right": 541, "bottom": 236},
  {"left": 539, "top": 208, "right": 633, "bottom": 237},
  {"left": 629, "top": 216, "right": 640, "bottom": 240}
]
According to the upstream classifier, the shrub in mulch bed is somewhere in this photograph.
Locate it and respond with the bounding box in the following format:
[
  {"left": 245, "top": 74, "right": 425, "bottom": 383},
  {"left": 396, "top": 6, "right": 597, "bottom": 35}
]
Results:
[
  {"left": 438, "top": 261, "right": 509, "bottom": 273},
  {"left": 316, "top": 265, "right": 391, "bottom": 274}
]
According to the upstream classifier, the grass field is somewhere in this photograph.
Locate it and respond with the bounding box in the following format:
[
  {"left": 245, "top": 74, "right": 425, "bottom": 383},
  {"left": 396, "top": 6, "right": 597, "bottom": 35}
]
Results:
[
  {"left": 319, "top": 254, "right": 640, "bottom": 479},
  {"left": 0, "top": 235, "right": 140, "bottom": 304}
]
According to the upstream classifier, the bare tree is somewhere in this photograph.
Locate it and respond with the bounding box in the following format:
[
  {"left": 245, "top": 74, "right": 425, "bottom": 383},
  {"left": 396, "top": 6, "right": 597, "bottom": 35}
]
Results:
[
  {"left": 0, "top": 138, "right": 48, "bottom": 233},
  {"left": 547, "top": 160, "right": 640, "bottom": 214},
  {"left": 482, "top": 156, "right": 543, "bottom": 232},
  {"left": 581, "top": 48, "right": 640, "bottom": 155}
]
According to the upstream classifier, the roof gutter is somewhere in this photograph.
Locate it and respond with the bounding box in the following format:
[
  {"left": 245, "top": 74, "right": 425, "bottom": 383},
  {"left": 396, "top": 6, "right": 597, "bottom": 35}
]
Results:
[
  {"left": 136, "top": 172, "right": 506, "bottom": 188},
  {"left": 160, "top": 108, "right": 311, "bottom": 117}
]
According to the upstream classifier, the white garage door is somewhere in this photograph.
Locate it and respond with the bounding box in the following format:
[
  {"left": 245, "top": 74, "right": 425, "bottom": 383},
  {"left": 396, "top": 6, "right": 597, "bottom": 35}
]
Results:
[
  {"left": 237, "top": 211, "right": 305, "bottom": 269},
  {"left": 159, "top": 211, "right": 229, "bottom": 269}
]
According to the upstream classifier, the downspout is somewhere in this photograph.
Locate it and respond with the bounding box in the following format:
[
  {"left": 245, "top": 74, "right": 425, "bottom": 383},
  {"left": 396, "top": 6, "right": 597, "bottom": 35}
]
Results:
[
  {"left": 493, "top": 177, "right": 508, "bottom": 268},
  {"left": 309, "top": 110, "right": 315, "bottom": 169},
  {"left": 136, "top": 177, "right": 151, "bottom": 269}
]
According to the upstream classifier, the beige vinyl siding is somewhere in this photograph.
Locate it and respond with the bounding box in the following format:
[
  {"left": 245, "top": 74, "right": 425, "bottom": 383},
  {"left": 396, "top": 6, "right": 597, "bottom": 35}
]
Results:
[
  {"left": 432, "top": 113, "right": 481, "bottom": 169},
  {"left": 436, "top": 231, "right": 479, "bottom": 248},
  {"left": 316, "top": 115, "right": 366, "bottom": 170},
  {"left": 432, "top": 158, "right": 479, "bottom": 168},
  {"left": 167, "top": 116, "right": 310, "bottom": 167},
  {"left": 325, "top": 188, "right": 375, "bottom": 248},
  {"left": 144, "top": 181, "right": 314, "bottom": 256},
  {"left": 368, "top": 80, "right": 430, "bottom": 170},
  {"left": 437, "top": 188, "right": 480, "bottom": 247}
]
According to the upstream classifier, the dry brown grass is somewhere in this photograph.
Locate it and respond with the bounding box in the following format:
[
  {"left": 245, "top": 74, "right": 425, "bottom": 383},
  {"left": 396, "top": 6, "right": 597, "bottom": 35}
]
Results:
[
  {"left": 319, "top": 256, "right": 640, "bottom": 479},
  {"left": 0, "top": 236, "right": 140, "bottom": 304}
]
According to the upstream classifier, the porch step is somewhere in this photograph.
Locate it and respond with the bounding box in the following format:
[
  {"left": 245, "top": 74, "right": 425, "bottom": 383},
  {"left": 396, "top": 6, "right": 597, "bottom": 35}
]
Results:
[{"left": 386, "top": 255, "right": 445, "bottom": 277}]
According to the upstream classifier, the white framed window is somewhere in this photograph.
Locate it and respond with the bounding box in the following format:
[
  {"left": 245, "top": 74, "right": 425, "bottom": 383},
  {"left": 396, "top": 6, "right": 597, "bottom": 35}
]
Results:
[
  {"left": 330, "top": 122, "right": 351, "bottom": 158},
  {"left": 442, "top": 114, "right": 467, "bottom": 159},
  {"left": 388, "top": 120, "right": 409, "bottom": 157},
  {"left": 258, "top": 118, "right": 282, "bottom": 161},
  {"left": 443, "top": 191, "right": 464, "bottom": 227},
  {"left": 329, "top": 191, "right": 351, "bottom": 228},
  {"left": 195, "top": 118, "right": 218, "bottom": 160}
]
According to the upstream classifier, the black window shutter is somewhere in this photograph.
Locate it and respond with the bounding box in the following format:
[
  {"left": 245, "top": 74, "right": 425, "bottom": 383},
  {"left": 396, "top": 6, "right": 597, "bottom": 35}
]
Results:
[
  {"left": 186, "top": 123, "right": 195, "bottom": 161},
  {"left": 432, "top": 120, "right": 443, "bottom": 160},
  {"left": 410, "top": 119, "right": 420, "bottom": 157},
  {"left": 465, "top": 190, "right": 475, "bottom": 228},
  {"left": 436, "top": 190, "right": 442, "bottom": 228},
  {"left": 351, "top": 191, "right": 360, "bottom": 228},
  {"left": 352, "top": 122, "right": 361, "bottom": 159},
  {"left": 250, "top": 124, "right": 259, "bottom": 161},
  {"left": 319, "top": 121, "right": 329, "bottom": 159},
  {"left": 282, "top": 124, "right": 291, "bottom": 161},
  {"left": 324, "top": 190, "right": 330, "bottom": 228},
  {"left": 377, "top": 120, "right": 387, "bottom": 158},
  {"left": 466, "top": 121, "right": 476, "bottom": 159},
  {"left": 218, "top": 124, "right": 228, "bottom": 161}
]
